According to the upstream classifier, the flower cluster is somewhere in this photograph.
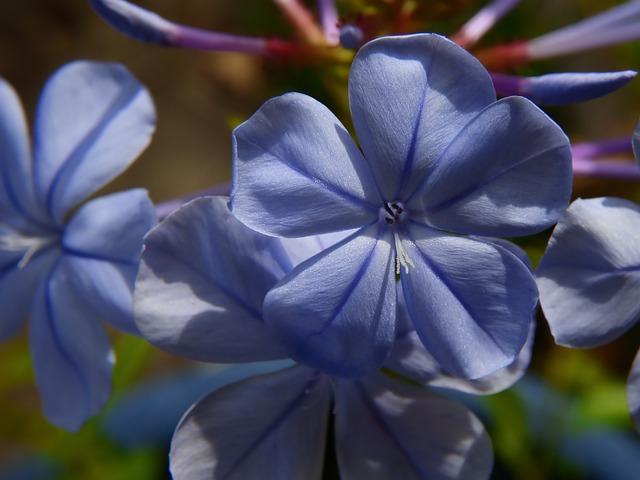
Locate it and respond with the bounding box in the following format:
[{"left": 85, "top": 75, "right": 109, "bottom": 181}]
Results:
[{"left": 2, "top": 0, "right": 640, "bottom": 478}]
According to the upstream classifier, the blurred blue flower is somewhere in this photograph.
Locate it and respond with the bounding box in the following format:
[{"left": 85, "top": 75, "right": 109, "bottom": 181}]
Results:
[
  {"left": 537, "top": 123, "right": 640, "bottom": 433},
  {"left": 135, "top": 196, "right": 505, "bottom": 479},
  {"left": 0, "top": 61, "right": 156, "bottom": 430},
  {"left": 230, "top": 33, "right": 571, "bottom": 380}
]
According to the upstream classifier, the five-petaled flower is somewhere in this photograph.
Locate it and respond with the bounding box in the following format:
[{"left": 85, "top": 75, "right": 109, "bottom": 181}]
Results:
[
  {"left": 0, "top": 61, "right": 156, "bottom": 430},
  {"left": 230, "top": 33, "right": 572, "bottom": 379},
  {"left": 134, "top": 196, "right": 532, "bottom": 479}
]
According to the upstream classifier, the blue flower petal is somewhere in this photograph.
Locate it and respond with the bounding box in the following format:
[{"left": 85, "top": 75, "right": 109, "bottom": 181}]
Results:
[
  {"left": 30, "top": 259, "right": 113, "bottom": 431},
  {"left": 169, "top": 366, "right": 332, "bottom": 480},
  {"left": 231, "top": 92, "right": 380, "bottom": 237},
  {"left": 63, "top": 256, "right": 139, "bottom": 335},
  {"left": 349, "top": 33, "right": 496, "bottom": 200},
  {"left": 400, "top": 222, "right": 537, "bottom": 379},
  {"left": 33, "top": 61, "right": 155, "bottom": 223},
  {"left": 410, "top": 96, "right": 571, "bottom": 237},
  {"left": 135, "top": 197, "right": 290, "bottom": 363},
  {"left": 0, "top": 247, "right": 56, "bottom": 341},
  {"left": 387, "top": 285, "right": 536, "bottom": 394},
  {"left": 0, "top": 78, "right": 48, "bottom": 232},
  {"left": 334, "top": 372, "right": 493, "bottom": 479},
  {"left": 63, "top": 189, "right": 156, "bottom": 263},
  {"left": 537, "top": 197, "right": 640, "bottom": 347},
  {"left": 628, "top": 350, "right": 640, "bottom": 433},
  {"left": 264, "top": 224, "right": 397, "bottom": 377}
]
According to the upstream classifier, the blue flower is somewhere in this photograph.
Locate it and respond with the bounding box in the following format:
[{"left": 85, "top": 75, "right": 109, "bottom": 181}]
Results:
[
  {"left": 0, "top": 61, "right": 156, "bottom": 430},
  {"left": 536, "top": 195, "right": 640, "bottom": 433},
  {"left": 230, "top": 33, "right": 572, "bottom": 379},
  {"left": 135, "top": 196, "right": 509, "bottom": 479}
]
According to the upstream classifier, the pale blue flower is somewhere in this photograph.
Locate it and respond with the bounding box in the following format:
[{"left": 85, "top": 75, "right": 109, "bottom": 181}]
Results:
[
  {"left": 230, "top": 33, "right": 572, "bottom": 379},
  {"left": 0, "top": 61, "right": 156, "bottom": 430},
  {"left": 134, "top": 196, "right": 508, "bottom": 479}
]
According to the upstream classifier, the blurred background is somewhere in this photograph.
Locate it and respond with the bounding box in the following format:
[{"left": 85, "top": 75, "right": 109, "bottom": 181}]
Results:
[{"left": 1, "top": 1, "right": 640, "bottom": 478}]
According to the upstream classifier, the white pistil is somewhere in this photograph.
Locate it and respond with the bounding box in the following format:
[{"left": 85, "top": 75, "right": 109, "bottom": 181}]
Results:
[
  {"left": 393, "top": 232, "right": 414, "bottom": 275},
  {"left": 0, "top": 232, "right": 56, "bottom": 269}
]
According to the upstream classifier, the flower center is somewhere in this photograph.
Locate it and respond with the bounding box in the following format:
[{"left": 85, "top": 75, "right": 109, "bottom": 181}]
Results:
[
  {"left": 380, "top": 201, "right": 407, "bottom": 225},
  {"left": 378, "top": 202, "right": 414, "bottom": 275}
]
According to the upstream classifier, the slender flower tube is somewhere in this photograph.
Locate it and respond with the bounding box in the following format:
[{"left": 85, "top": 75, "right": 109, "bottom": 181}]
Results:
[
  {"left": 491, "top": 71, "right": 637, "bottom": 105},
  {"left": 318, "top": 0, "right": 340, "bottom": 45},
  {"left": 571, "top": 136, "right": 640, "bottom": 180},
  {"left": 89, "top": 0, "right": 307, "bottom": 57},
  {"left": 527, "top": 0, "right": 640, "bottom": 61},
  {"left": 572, "top": 136, "right": 633, "bottom": 160},
  {"left": 231, "top": 34, "right": 571, "bottom": 379},
  {"left": 453, "top": 0, "right": 522, "bottom": 49},
  {"left": 272, "top": 0, "right": 326, "bottom": 45},
  {"left": 476, "top": 1, "right": 640, "bottom": 68}
]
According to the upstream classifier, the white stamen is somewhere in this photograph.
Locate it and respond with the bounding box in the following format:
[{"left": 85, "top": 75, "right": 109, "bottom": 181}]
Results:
[
  {"left": 393, "top": 232, "right": 415, "bottom": 275},
  {"left": 0, "top": 231, "right": 57, "bottom": 269}
]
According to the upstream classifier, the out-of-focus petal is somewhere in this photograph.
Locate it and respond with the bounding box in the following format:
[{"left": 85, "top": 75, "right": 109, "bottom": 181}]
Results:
[
  {"left": 0, "top": 78, "right": 48, "bottom": 231},
  {"left": 537, "top": 197, "right": 640, "bottom": 347},
  {"left": 0, "top": 246, "right": 56, "bottom": 341},
  {"left": 64, "top": 255, "right": 138, "bottom": 334},
  {"left": 33, "top": 61, "right": 155, "bottom": 222},
  {"left": 170, "top": 366, "right": 331, "bottom": 480},
  {"left": 349, "top": 33, "right": 496, "bottom": 200},
  {"left": 135, "top": 197, "right": 289, "bottom": 363},
  {"left": 30, "top": 259, "right": 113, "bottom": 431},
  {"left": 491, "top": 71, "right": 637, "bottom": 105},
  {"left": 264, "top": 225, "right": 396, "bottom": 377},
  {"left": 63, "top": 189, "right": 155, "bottom": 263},
  {"left": 231, "top": 92, "right": 380, "bottom": 237},
  {"left": 334, "top": 372, "right": 493, "bottom": 480},
  {"left": 410, "top": 96, "right": 571, "bottom": 238},
  {"left": 400, "top": 223, "right": 537, "bottom": 379}
]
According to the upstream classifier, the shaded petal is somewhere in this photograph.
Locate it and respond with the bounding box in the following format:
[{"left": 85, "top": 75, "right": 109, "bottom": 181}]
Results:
[
  {"left": 170, "top": 366, "right": 331, "bottom": 480},
  {"left": 63, "top": 189, "right": 156, "bottom": 263},
  {"left": 628, "top": 350, "right": 640, "bottom": 433},
  {"left": 0, "top": 247, "right": 57, "bottom": 341},
  {"left": 135, "top": 196, "right": 289, "bottom": 363},
  {"left": 491, "top": 70, "right": 637, "bottom": 105},
  {"left": 0, "top": 79, "right": 49, "bottom": 231},
  {"left": 231, "top": 92, "right": 380, "bottom": 237},
  {"left": 64, "top": 255, "right": 138, "bottom": 334},
  {"left": 410, "top": 96, "right": 571, "bottom": 237},
  {"left": 264, "top": 224, "right": 396, "bottom": 377},
  {"left": 537, "top": 197, "right": 640, "bottom": 347},
  {"left": 349, "top": 33, "right": 496, "bottom": 200},
  {"left": 387, "top": 286, "right": 535, "bottom": 394},
  {"left": 400, "top": 223, "right": 537, "bottom": 379},
  {"left": 277, "top": 229, "right": 355, "bottom": 268},
  {"left": 33, "top": 61, "right": 155, "bottom": 222},
  {"left": 334, "top": 372, "right": 493, "bottom": 480},
  {"left": 30, "top": 259, "right": 113, "bottom": 431}
]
